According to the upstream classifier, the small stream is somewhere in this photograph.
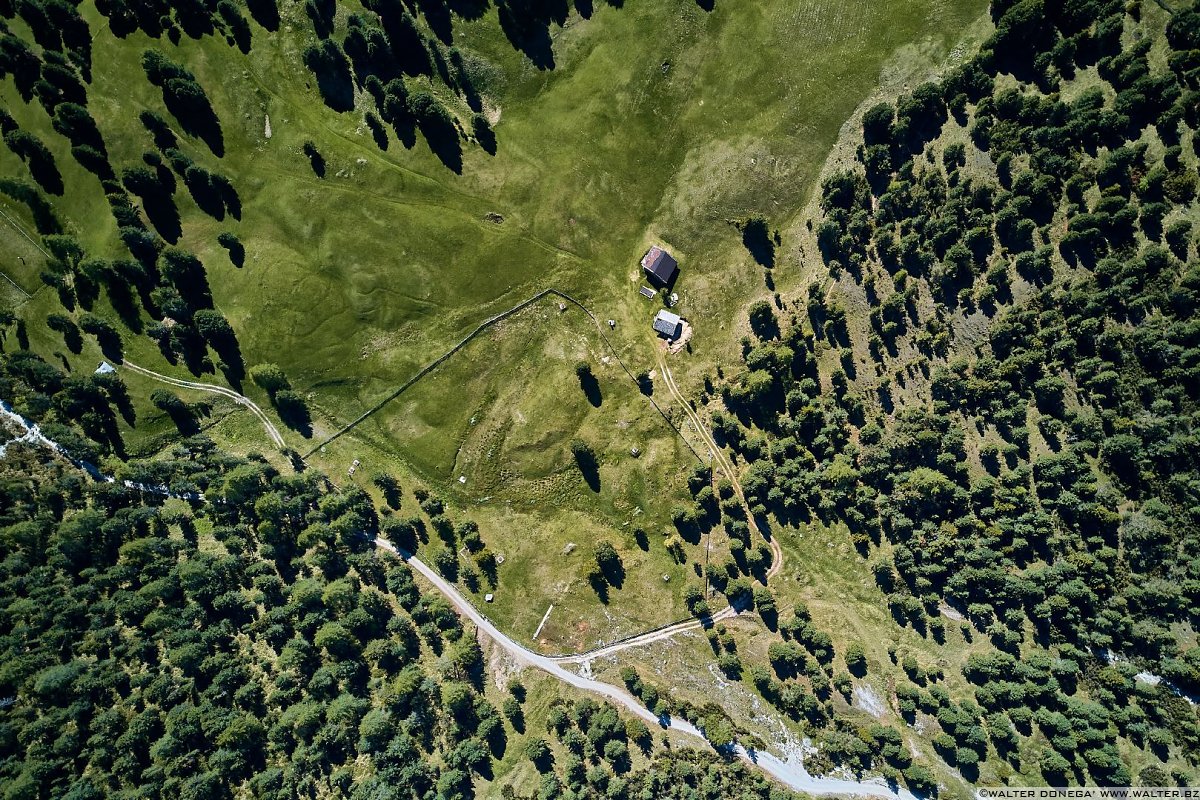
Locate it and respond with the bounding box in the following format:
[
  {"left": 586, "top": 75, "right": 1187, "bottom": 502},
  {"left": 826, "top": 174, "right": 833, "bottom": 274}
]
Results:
[
  {"left": 2, "top": 398, "right": 911, "bottom": 798},
  {"left": 0, "top": 401, "right": 203, "bottom": 500}
]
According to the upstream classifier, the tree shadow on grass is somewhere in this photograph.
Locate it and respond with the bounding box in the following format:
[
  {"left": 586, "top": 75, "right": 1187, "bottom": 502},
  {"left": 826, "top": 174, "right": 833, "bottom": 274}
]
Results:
[
  {"left": 633, "top": 528, "right": 649, "bottom": 550},
  {"left": 104, "top": 281, "right": 144, "bottom": 334},
  {"left": 165, "top": 405, "right": 201, "bottom": 436},
  {"left": 95, "top": 329, "right": 124, "bottom": 363},
  {"left": 589, "top": 571, "right": 609, "bottom": 603},
  {"left": 305, "top": 0, "right": 336, "bottom": 38},
  {"left": 19, "top": 146, "right": 65, "bottom": 196},
  {"left": 414, "top": 0, "right": 454, "bottom": 44},
  {"left": 419, "top": 117, "right": 463, "bottom": 174},
  {"left": 305, "top": 148, "right": 326, "bottom": 178},
  {"left": 218, "top": 234, "right": 244, "bottom": 267},
  {"left": 304, "top": 41, "right": 355, "bottom": 112},
  {"left": 246, "top": 0, "right": 280, "bottom": 30},
  {"left": 175, "top": 2, "right": 216, "bottom": 38},
  {"left": 575, "top": 457, "right": 600, "bottom": 493},
  {"left": 185, "top": 170, "right": 226, "bottom": 220},
  {"left": 578, "top": 371, "right": 602, "bottom": 407},
  {"left": 139, "top": 192, "right": 182, "bottom": 244},
  {"left": 48, "top": 317, "right": 83, "bottom": 353},
  {"left": 276, "top": 392, "right": 313, "bottom": 438},
  {"left": 473, "top": 115, "right": 496, "bottom": 155},
  {"left": 486, "top": 722, "right": 507, "bottom": 759},
  {"left": 497, "top": 0, "right": 558, "bottom": 70},
  {"left": 366, "top": 114, "right": 389, "bottom": 150},
  {"left": 446, "top": 0, "right": 490, "bottom": 19},
  {"left": 600, "top": 560, "right": 624, "bottom": 589},
  {"left": 163, "top": 82, "right": 225, "bottom": 158},
  {"left": 531, "top": 749, "right": 554, "bottom": 773},
  {"left": 740, "top": 217, "right": 775, "bottom": 267}
]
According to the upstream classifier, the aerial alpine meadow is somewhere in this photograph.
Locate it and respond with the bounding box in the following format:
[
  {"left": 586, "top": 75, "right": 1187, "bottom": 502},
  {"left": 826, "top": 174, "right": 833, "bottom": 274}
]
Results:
[{"left": 1, "top": 0, "right": 1199, "bottom": 798}]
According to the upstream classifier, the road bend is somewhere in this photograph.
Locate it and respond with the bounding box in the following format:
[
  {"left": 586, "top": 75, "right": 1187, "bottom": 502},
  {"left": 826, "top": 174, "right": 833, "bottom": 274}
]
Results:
[{"left": 654, "top": 352, "right": 784, "bottom": 580}]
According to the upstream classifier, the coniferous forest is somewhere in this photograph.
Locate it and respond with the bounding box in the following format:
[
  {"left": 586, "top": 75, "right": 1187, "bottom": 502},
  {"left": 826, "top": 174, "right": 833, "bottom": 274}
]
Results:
[{"left": 2, "top": 0, "right": 1200, "bottom": 795}]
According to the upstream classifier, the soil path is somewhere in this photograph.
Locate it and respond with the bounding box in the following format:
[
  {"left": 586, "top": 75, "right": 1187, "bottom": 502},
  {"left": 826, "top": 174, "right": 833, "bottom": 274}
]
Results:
[
  {"left": 654, "top": 352, "right": 785, "bottom": 580},
  {"left": 1, "top": 405, "right": 903, "bottom": 797},
  {"left": 379, "top": 536, "right": 909, "bottom": 799},
  {"left": 122, "top": 361, "right": 286, "bottom": 449}
]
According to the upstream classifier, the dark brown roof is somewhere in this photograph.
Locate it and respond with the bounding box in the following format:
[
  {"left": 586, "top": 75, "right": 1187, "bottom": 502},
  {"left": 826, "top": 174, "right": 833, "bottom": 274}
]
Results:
[{"left": 641, "top": 246, "right": 678, "bottom": 285}]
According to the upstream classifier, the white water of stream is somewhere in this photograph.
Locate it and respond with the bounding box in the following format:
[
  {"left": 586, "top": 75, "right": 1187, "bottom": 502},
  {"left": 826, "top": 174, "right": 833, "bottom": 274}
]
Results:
[{"left": 1, "top": 399, "right": 912, "bottom": 798}]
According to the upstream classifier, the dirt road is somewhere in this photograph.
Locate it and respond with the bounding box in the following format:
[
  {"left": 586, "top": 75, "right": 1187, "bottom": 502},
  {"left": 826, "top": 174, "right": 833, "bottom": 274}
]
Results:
[
  {"left": 2, "top": 406, "right": 901, "bottom": 798},
  {"left": 122, "top": 361, "right": 286, "bottom": 449},
  {"left": 655, "top": 352, "right": 785, "bottom": 580},
  {"left": 378, "top": 536, "right": 908, "bottom": 799}
]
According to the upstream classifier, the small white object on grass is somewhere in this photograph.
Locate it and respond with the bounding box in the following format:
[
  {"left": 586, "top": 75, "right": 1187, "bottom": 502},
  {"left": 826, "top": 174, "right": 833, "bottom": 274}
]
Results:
[
  {"left": 458, "top": 475, "right": 467, "bottom": 484},
  {"left": 264, "top": 114, "right": 272, "bottom": 139},
  {"left": 485, "top": 593, "right": 494, "bottom": 603},
  {"left": 533, "top": 604, "right": 554, "bottom": 639}
]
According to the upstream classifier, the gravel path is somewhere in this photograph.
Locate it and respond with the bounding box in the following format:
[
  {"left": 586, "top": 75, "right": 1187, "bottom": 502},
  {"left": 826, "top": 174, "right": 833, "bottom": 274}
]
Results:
[
  {"left": 655, "top": 352, "right": 785, "bottom": 580},
  {"left": 1, "top": 402, "right": 905, "bottom": 798},
  {"left": 378, "top": 536, "right": 910, "bottom": 799},
  {"left": 122, "top": 361, "right": 286, "bottom": 448}
]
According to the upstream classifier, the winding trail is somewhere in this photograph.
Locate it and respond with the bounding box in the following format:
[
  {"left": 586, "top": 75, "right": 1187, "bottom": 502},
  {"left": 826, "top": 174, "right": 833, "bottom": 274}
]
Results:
[
  {"left": 3, "top": 398, "right": 902, "bottom": 797},
  {"left": 550, "top": 604, "right": 739, "bottom": 665},
  {"left": 655, "top": 352, "right": 785, "bottom": 580},
  {"left": 0, "top": 202, "right": 44, "bottom": 302},
  {"left": 122, "top": 361, "right": 286, "bottom": 449},
  {"left": 378, "top": 536, "right": 908, "bottom": 800},
  {"left": 304, "top": 288, "right": 699, "bottom": 460}
]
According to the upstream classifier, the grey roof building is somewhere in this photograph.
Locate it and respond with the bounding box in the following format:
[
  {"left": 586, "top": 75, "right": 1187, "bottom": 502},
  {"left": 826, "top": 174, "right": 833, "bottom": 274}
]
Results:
[
  {"left": 641, "top": 245, "right": 678, "bottom": 286},
  {"left": 653, "top": 309, "right": 682, "bottom": 339}
]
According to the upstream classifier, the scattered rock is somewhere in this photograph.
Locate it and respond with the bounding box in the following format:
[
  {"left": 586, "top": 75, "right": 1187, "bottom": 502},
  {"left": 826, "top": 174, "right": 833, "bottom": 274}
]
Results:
[
  {"left": 939, "top": 604, "right": 964, "bottom": 621},
  {"left": 853, "top": 684, "right": 886, "bottom": 719}
]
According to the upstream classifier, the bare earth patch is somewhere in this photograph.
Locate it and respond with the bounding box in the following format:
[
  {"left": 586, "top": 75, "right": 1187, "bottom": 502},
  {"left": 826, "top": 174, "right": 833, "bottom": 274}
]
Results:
[{"left": 852, "top": 683, "right": 887, "bottom": 719}]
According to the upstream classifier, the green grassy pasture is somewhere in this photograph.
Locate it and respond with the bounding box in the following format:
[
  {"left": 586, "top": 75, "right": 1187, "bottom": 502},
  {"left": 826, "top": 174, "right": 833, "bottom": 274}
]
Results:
[
  {"left": 315, "top": 298, "right": 729, "bottom": 652},
  {"left": 1, "top": 0, "right": 985, "bottom": 640}
]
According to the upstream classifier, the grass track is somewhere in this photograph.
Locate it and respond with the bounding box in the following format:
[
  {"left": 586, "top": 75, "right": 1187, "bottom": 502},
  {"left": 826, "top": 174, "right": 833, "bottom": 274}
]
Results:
[{"left": 1, "top": 0, "right": 987, "bottom": 655}]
